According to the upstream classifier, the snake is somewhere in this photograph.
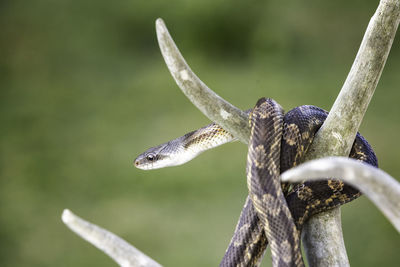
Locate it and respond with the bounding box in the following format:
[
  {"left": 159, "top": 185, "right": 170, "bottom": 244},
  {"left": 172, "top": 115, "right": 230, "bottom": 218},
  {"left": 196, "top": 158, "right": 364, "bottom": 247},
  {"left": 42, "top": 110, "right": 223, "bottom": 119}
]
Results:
[{"left": 134, "top": 98, "right": 378, "bottom": 266}]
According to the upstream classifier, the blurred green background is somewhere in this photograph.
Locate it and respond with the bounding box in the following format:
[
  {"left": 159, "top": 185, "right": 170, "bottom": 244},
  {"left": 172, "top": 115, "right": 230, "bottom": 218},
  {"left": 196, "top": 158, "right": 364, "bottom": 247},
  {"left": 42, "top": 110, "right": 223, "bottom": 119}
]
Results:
[{"left": 1, "top": 0, "right": 399, "bottom": 266}]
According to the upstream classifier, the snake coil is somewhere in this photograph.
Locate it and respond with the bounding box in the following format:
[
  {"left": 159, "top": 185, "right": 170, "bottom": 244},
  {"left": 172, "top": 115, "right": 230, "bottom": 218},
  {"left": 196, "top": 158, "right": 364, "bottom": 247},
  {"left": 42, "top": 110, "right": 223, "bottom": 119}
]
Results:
[
  {"left": 220, "top": 98, "right": 377, "bottom": 267},
  {"left": 135, "top": 97, "right": 378, "bottom": 267}
]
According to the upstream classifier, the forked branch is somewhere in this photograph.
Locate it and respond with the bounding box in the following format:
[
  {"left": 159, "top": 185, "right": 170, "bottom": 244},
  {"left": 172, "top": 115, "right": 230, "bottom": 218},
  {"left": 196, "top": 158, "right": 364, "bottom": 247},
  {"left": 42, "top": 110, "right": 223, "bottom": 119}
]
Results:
[
  {"left": 62, "top": 0, "right": 400, "bottom": 266},
  {"left": 156, "top": 0, "right": 400, "bottom": 266},
  {"left": 300, "top": 1, "right": 399, "bottom": 265}
]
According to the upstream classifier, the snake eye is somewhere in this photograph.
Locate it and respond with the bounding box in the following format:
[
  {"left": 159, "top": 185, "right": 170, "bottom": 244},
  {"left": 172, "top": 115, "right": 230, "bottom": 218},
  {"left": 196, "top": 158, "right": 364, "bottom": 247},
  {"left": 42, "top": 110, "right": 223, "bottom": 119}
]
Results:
[{"left": 146, "top": 154, "right": 155, "bottom": 161}]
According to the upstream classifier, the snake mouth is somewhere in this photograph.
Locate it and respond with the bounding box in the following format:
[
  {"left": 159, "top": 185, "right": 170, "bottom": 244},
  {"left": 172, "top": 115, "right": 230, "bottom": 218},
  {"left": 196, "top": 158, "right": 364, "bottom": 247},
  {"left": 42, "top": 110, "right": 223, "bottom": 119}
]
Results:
[
  {"left": 134, "top": 158, "right": 147, "bottom": 170},
  {"left": 133, "top": 155, "right": 145, "bottom": 169}
]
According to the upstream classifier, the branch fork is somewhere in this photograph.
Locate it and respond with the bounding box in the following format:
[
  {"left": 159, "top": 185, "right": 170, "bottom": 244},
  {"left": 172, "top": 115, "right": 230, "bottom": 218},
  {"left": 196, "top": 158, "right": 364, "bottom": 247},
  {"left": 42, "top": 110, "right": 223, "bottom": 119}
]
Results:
[{"left": 62, "top": 1, "right": 400, "bottom": 266}]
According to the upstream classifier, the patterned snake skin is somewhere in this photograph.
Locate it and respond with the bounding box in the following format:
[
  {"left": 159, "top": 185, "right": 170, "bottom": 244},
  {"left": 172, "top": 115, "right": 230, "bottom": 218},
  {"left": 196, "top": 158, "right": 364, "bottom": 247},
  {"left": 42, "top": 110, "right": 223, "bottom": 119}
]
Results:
[
  {"left": 134, "top": 98, "right": 378, "bottom": 266},
  {"left": 220, "top": 98, "right": 378, "bottom": 266}
]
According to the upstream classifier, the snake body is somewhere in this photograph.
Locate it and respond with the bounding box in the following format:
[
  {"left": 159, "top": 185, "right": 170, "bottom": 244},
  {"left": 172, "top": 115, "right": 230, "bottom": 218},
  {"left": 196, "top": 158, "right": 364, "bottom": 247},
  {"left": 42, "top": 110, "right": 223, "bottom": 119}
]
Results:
[
  {"left": 135, "top": 98, "right": 378, "bottom": 266},
  {"left": 246, "top": 98, "right": 303, "bottom": 266}
]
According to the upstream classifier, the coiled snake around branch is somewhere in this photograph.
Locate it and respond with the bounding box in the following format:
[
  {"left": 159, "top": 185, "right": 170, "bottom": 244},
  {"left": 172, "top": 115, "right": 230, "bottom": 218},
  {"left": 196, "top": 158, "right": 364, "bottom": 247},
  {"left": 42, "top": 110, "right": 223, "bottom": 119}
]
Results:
[{"left": 135, "top": 97, "right": 377, "bottom": 266}]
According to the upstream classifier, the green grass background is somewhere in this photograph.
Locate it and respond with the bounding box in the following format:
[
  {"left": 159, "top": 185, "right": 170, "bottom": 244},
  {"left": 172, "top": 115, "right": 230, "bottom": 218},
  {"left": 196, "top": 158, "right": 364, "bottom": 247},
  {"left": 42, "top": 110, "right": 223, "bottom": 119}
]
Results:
[{"left": 1, "top": 0, "right": 400, "bottom": 266}]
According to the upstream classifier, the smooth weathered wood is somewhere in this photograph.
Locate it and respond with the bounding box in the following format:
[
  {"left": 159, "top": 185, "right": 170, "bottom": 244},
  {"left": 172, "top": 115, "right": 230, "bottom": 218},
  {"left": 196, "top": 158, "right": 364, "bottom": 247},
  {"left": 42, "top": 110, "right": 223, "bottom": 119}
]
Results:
[
  {"left": 62, "top": 0, "right": 400, "bottom": 265},
  {"left": 62, "top": 209, "right": 163, "bottom": 267},
  {"left": 281, "top": 157, "right": 400, "bottom": 233},
  {"left": 300, "top": 1, "right": 400, "bottom": 265},
  {"left": 156, "top": 18, "right": 250, "bottom": 144}
]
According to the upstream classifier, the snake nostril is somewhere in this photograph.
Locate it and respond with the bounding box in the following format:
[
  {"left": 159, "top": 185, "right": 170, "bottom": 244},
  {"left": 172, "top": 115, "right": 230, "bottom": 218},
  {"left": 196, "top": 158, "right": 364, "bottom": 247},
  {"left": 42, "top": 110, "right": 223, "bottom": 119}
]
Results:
[{"left": 134, "top": 160, "right": 139, "bottom": 166}]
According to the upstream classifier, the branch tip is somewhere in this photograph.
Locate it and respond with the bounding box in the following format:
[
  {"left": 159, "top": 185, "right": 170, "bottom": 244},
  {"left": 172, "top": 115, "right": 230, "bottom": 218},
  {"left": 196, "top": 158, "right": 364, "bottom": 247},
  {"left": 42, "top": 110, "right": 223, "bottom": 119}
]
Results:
[{"left": 62, "top": 209, "right": 163, "bottom": 267}]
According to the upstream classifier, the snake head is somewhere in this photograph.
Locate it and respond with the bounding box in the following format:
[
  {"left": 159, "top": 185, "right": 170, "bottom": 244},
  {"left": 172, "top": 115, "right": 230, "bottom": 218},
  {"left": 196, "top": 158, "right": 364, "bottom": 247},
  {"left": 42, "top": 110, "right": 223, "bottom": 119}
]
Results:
[
  {"left": 134, "top": 143, "right": 170, "bottom": 170},
  {"left": 134, "top": 123, "right": 236, "bottom": 170},
  {"left": 134, "top": 137, "right": 194, "bottom": 170}
]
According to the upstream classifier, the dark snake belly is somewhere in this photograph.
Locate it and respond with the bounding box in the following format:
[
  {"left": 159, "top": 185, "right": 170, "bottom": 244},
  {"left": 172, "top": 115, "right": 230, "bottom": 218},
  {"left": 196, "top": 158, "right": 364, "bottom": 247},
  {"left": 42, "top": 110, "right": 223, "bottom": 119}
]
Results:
[{"left": 220, "top": 98, "right": 378, "bottom": 267}]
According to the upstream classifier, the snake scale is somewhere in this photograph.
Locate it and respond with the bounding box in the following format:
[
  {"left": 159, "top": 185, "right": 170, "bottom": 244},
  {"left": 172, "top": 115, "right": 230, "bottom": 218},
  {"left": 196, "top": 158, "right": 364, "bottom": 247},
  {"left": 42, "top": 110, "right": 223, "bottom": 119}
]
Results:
[{"left": 135, "top": 97, "right": 378, "bottom": 266}]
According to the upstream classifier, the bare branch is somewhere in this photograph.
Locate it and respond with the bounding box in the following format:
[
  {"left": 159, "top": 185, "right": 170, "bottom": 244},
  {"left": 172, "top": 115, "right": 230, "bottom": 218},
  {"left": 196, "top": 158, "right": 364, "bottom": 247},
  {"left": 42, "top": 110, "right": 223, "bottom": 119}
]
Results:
[
  {"left": 281, "top": 157, "right": 400, "bottom": 233},
  {"left": 155, "top": 18, "right": 250, "bottom": 144},
  {"left": 62, "top": 209, "right": 162, "bottom": 267},
  {"left": 301, "top": 1, "right": 400, "bottom": 265},
  {"left": 155, "top": 0, "right": 400, "bottom": 264}
]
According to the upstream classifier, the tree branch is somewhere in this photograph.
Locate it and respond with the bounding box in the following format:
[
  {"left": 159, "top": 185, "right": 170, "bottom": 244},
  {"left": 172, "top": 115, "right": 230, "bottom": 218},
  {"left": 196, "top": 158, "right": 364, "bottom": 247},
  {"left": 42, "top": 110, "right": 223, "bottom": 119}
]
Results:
[
  {"left": 63, "top": 1, "right": 400, "bottom": 264},
  {"left": 281, "top": 157, "right": 400, "bottom": 233},
  {"left": 155, "top": 18, "right": 250, "bottom": 144},
  {"left": 156, "top": 0, "right": 399, "bottom": 264},
  {"left": 300, "top": 1, "right": 400, "bottom": 266},
  {"left": 62, "top": 209, "right": 162, "bottom": 267},
  {"left": 156, "top": 1, "right": 399, "bottom": 263}
]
